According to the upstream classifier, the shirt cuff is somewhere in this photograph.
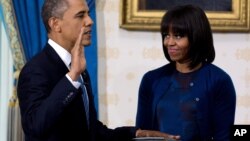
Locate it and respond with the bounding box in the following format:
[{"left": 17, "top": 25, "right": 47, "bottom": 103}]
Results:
[{"left": 66, "top": 74, "right": 81, "bottom": 89}]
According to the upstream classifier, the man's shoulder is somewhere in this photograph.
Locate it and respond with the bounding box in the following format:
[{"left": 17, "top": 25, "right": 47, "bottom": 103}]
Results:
[{"left": 20, "top": 44, "right": 56, "bottom": 72}]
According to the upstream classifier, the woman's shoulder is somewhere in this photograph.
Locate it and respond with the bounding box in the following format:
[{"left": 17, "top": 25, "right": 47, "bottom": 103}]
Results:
[
  {"left": 202, "top": 63, "right": 231, "bottom": 79},
  {"left": 143, "top": 63, "right": 174, "bottom": 78}
]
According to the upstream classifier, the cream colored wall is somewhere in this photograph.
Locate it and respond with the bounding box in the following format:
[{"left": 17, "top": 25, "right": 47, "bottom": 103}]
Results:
[{"left": 96, "top": 0, "right": 250, "bottom": 128}]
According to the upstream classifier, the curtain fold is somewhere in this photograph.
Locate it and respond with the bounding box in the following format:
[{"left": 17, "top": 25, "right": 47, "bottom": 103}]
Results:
[
  {"left": 86, "top": 0, "right": 98, "bottom": 113},
  {"left": 0, "top": 0, "right": 26, "bottom": 141},
  {"left": 12, "top": 0, "right": 47, "bottom": 61}
]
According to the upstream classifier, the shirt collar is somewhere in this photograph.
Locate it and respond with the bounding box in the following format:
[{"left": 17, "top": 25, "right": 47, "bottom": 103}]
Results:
[{"left": 48, "top": 39, "right": 71, "bottom": 69}]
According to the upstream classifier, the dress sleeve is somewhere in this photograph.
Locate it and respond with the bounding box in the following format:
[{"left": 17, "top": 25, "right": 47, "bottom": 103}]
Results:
[
  {"left": 212, "top": 73, "right": 236, "bottom": 140},
  {"left": 136, "top": 72, "right": 154, "bottom": 130}
]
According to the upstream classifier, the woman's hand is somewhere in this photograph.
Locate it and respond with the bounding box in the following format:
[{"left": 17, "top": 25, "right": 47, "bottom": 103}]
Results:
[{"left": 136, "top": 129, "right": 181, "bottom": 140}]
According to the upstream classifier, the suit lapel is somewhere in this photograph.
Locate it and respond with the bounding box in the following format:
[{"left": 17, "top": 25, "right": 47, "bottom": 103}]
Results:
[{"left": 44, "top": 43, "right": 69, "bottom": 75}]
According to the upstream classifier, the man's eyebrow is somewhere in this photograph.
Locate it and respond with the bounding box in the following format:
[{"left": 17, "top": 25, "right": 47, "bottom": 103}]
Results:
[{"left": 75, "top": 10, "right": 90, "bottom": 16}]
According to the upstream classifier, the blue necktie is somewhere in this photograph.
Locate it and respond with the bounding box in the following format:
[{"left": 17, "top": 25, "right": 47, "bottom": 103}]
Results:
[
  {"left": 78, "top": 75, "right": 89, "bottom": 127},
  {"left": 68, "top": 63, "right": 89, "bottom": 127}
]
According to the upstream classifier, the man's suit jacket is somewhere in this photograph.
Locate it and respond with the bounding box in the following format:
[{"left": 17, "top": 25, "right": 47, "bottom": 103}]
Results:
[{"left": 17, "top": 43, "right": 137, "bottom": 141}]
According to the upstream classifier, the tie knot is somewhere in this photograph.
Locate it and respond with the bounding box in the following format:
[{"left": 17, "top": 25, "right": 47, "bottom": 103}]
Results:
[
  {"left": 78, "top": 76, "right": 84, "bottom": 84},
  {"left": 69, "top": 62, "right": 71, "bottom": 68}
]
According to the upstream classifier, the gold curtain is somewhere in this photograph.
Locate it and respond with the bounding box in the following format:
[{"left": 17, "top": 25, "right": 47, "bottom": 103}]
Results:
[{"left": 0, "top": 0, "right": 26, "bottom": 141}]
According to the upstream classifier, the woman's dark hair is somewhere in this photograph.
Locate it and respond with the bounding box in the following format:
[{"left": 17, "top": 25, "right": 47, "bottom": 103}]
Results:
[{"left": 160, "top": 4, "right": 215, "bottom": 69}]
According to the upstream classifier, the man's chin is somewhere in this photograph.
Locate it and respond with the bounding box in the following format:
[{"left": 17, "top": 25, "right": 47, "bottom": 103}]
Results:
[{"left": 82, "top": 41, "right": 91, "bottom": 47}]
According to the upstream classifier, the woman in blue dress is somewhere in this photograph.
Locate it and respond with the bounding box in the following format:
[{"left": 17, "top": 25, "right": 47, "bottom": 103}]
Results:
[{"left": 136, "top": 4, "right": 236, "bottom": 141}]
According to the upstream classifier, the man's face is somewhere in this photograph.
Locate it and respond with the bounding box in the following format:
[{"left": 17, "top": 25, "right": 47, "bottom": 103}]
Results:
[{"left": 60, "top": 0, "right": 93, "bottom": 48}]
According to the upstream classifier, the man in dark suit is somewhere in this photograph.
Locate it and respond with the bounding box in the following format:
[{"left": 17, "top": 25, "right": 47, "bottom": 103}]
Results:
[{"left": 17, "top": 0, "right": 180, "bottom": 141}]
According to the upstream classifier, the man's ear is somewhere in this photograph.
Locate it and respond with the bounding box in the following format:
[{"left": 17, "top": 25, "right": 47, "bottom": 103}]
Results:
[{"left": 48, "top": 17, "right": 61, "bottom": 32}]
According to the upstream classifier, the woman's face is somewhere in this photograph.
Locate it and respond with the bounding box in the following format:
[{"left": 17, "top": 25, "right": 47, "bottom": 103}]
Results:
[{"left": 163, "top": 30, "right": 190, "bottom": 64}]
